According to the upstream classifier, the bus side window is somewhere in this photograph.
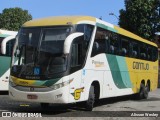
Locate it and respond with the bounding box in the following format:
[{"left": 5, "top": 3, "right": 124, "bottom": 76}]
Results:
[
  {"left": 152, "top": 47, "right": 158, "bottom": 61},
  {"left": 0, "top": 37, "right": 3, "bottom": 55},
  {"left": 71, "top": 43, "right": 82, "bottom": 67},
  {"left": 91, "top": 27, "right": 108, "bottom": 57},
  {"left": 140, "top": 44, "right": 147, "bottom": 60},
  {"left": 6, "top": 38, "right": 15, "bottom": 57},
  {"left": 131, "top": 42, "right": 139, "bottom": 58},
  {"left": 121, "top": 37, "right": 129, "bottom": 57},
  {"left": 109, "top": 33, "right": 119, "bottom": 55},
  {"left": 147, "top": 47, "right": 152, "bottom": 61},
  {"left": 76, "top": 24, "right": 94, "bottom": 49}
]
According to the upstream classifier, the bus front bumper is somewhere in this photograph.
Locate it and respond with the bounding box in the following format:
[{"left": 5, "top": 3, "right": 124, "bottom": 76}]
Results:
[{"left": 9, "top": 85, "right": 70, "bottom": 104}]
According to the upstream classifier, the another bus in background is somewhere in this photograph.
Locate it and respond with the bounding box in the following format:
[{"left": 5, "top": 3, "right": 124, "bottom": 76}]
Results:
[{"left": 0, "top": 29, "right": 17, "bottom": 92}]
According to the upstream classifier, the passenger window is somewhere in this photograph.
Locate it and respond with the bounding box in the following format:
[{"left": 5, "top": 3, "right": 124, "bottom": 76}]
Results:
[
  {"left": 131, "top": 42, "right": 139, "bottom": 58},
  {"left": 109, "top": 33, "right": 119, "bottom": 55},
  {"left": 121, "top": 37, "right": 129, "bottom": 57},
  {"left": 6, "top": 38, "right": 15, "bottom": 57},
  {"left": 91, "top": 27, "right": 109, "bottom": 57},
  {"left": 0, "top": 37, "right": 3, "bottom": 55},
  {"left": 140, "top": 44, "right": 147, "bottom": 60},
  {"left": 152, "top": 47, "right": 158, "bottom": 61},
  {"left": 147, "top": 47, "right": 152, "bottom": 61},
  {"left": 76, "top": 24, "right": 94, "bottom": 48}
]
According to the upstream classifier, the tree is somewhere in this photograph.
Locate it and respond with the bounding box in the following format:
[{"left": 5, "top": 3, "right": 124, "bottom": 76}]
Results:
[
  {"left": 119, "top": 0, "right": 160, "bottom": 40},
  {"left": 0, "top": 7, "right": 32, "bottom": 31}
]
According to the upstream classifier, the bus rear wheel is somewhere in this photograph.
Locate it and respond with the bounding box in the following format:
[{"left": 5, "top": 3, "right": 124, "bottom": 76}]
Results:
[
  {"left": 137, "top": 83, "right": 149, "bottom": 99},
  {"left": 85, "top": 85, "right": 95, "bottom": 111},
  {"left": 143, "top": 84, "right": 149, "bottom": 99}
]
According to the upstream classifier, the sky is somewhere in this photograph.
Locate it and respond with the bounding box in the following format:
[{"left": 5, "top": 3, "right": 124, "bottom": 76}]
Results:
[{"left": 0, "top": 0, "right": 125, "bottom": 25}]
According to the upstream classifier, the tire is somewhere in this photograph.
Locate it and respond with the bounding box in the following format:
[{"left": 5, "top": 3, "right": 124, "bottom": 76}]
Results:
[
  {"left": 143, "top": 84, "right": 149, "bottom": 99},
  {"left": 41, "top": 103, "right": 49, "bottom": 109},
  {"left": 137, "top": 83, "right": 149, "bottom": 100},
  {"left": 85, "top": 85, "right": 95, "bottom": 111},
  {"left": 137, "top": 83, "right": 145, "bottom": 100}
]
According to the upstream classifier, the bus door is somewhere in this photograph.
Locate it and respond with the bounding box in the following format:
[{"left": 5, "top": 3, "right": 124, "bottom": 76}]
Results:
[{"left": 69, "top": 36, "right": 85, "bottom": 102}]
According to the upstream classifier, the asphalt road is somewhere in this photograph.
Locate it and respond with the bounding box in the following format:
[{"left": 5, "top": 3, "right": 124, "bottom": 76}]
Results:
[{"left": 0, "top": 89, "right": 160, "bottom": 119}]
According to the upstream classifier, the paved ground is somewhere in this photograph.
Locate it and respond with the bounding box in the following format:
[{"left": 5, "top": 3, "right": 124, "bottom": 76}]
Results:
[{"left": 0, "top": 89, "right": 159, "bottom": 119}]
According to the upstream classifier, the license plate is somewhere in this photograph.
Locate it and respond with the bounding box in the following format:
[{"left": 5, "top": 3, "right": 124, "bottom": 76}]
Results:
[{"left": 27, "top": 94, "right": 38, "bottom": 99}]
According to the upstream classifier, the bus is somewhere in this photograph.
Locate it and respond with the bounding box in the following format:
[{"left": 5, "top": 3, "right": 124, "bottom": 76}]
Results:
[
  {"left": 9, "top": 16, "right": 158, "bottom": 111},
  {"left": 0, "top": 29, "right": 17, "bottom": 91}
]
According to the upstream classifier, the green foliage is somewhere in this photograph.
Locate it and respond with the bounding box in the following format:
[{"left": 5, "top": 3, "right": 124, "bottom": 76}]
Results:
[
  {"left": 0, "top": 7, "right": 32, "bottom": 31},
  {"left": 119, "top": 0, "right": 160, "bottom": 40}
]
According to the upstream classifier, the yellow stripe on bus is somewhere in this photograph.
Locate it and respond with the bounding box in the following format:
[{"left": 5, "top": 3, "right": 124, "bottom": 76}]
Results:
[
  {"left": 114, "top": 26, "right": 157, "bottom": 47},
  {"left": 23, "top": 16, "right": 96, "bottom": 27},
  {"left": 11, "top": 76, "right": 36, "bottom": 87}
]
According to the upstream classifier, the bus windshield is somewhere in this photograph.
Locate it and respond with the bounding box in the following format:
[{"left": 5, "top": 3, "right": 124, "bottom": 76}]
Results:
[{"left": 11, "top": 26, "right": 72, "bottom": 79}]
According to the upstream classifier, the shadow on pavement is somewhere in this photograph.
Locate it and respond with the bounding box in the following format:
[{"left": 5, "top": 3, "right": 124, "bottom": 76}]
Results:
[{"left": 0, "top": 91, "right": 160, "bottom": 116}]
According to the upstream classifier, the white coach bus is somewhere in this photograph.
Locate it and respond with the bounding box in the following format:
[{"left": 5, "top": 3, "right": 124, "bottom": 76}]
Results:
[{"left": 9, "top": 16, "right": 158, "bottom": 111}]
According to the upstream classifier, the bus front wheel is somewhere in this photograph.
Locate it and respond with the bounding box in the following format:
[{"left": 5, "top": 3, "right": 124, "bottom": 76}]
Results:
[{"left": 85, "top": 85, "right": 95, "bottom": 111}]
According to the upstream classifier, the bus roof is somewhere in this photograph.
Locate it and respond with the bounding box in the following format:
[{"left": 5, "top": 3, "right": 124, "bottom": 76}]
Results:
[
  {"left": 22, "top": 16, "right": 157, "bottom": 47},
  {"left": 23, "top": 16, "right": 96, "bottom": 27}
]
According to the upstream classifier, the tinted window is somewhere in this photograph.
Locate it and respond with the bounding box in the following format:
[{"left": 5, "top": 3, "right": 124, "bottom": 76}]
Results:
[
  {"left": 152, "top": 47, "right": 158, "bottom": 61},
  {"left": 90, "top": 26, "right": 158, "bottom": 62},
  {"left": 0, "top": 37, "right": 4, "bottom": 55},
  {"left": 0, "top": 38, "right": 15, "bottom": 57},
  {"left": 91, "top": 27, "right": 109, "bottom": 57},
  {"left": 76, "top": 24, "right": 94, "bottom": 51},
  {"left": 6, "top": 39, "right": 15, "bottom": 56},
  {"left": 121, "top": 37, "right": 130, "bottom": 57}
]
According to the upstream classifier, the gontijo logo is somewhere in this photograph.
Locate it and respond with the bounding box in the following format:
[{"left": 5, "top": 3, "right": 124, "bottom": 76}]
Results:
[{"left": 133, "top": 62, "right": 149, "bottom": 70}]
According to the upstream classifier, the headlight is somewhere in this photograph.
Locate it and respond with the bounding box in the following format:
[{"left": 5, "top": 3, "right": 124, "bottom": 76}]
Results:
[
  {"left": 50, "top": 79, "right": 73, "bottom": 90},
  {"left": 9, "top": 81, "right": 17, "bottom": 87}
]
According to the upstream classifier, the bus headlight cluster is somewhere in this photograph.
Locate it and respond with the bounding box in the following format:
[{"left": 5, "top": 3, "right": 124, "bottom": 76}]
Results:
[
  {"left": 9, "top": 80, "right": 17, "bottom": 87},
  {"left": 50, "top": 79, "right": 73, "bottom": 90}
]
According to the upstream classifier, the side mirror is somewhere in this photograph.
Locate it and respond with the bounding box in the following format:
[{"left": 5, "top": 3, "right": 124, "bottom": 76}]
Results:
[
  {"left": 1, "top": 35, "right": 16, "bottom": 54},
  {"left": 64, "top": 32, "right": 84, "bottom": 54}
]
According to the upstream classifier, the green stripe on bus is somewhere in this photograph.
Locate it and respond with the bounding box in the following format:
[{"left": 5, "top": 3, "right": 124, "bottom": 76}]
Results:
[
  {"left": 116, "top": 56, "right": 132, "bottom": 88},
  {"left": 106, "top": 54, "right": 132, "bottom": 88},
  {"left": 33, "top": 78, "right": 60, "bottom": 87},
  {"left": 42, "top": 78, "right": 61, "bottom": 87},
  {"left": 0, "top": 56, "right": 11, "bottom": 77},
  {"left": 96, "top": 23, "right": 118, "bottom": 33},
  {"left": 0, "top": 34, "right": 10, "bottom": 37}
]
